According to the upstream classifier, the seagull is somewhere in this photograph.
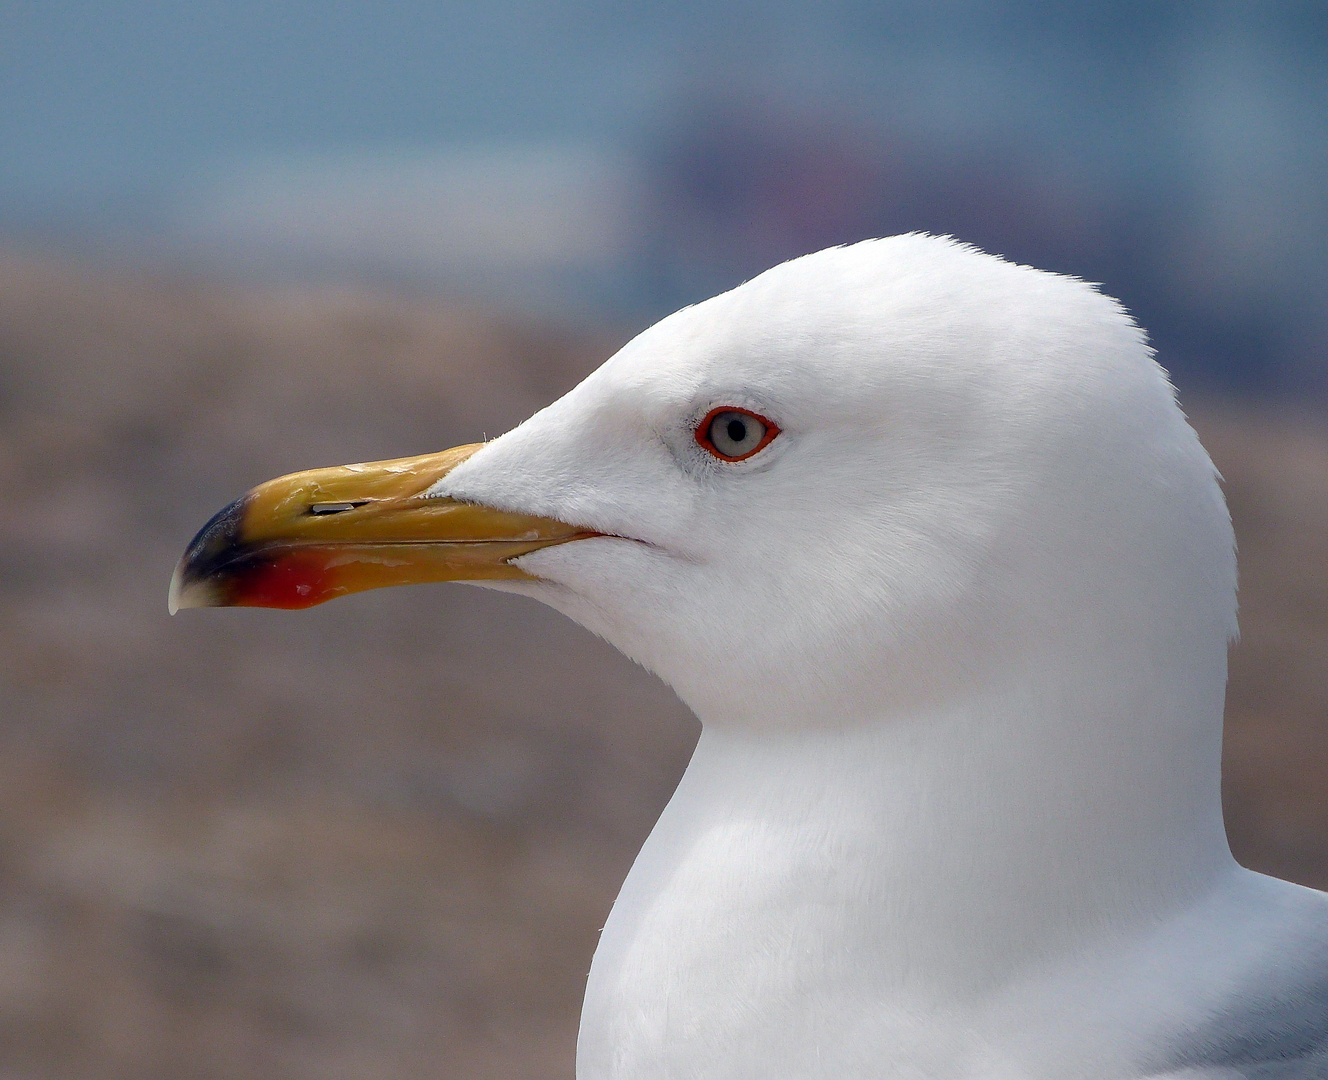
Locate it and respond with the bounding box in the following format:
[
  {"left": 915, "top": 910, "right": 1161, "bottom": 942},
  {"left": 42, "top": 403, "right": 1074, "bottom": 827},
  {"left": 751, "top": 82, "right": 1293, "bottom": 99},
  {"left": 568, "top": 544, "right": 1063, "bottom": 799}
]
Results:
[{"left": 170, "top": 235, "right": 1328, "bottom": 1079}]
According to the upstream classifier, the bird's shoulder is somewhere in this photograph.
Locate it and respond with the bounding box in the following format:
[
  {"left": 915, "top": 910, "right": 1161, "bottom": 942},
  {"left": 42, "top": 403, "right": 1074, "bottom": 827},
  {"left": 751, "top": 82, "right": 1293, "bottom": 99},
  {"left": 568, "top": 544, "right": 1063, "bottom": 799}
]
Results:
[{"left": 1142, "top": 876, "right": 1328, "bottom": 1079}]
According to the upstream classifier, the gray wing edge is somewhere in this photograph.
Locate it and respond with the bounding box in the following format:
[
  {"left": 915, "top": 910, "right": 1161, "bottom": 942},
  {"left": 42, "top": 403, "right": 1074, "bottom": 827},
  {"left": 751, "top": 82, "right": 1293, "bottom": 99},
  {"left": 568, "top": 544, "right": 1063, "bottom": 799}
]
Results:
[{"left": 1146, "top": 965, "right": 1328, "bottom": 1079}]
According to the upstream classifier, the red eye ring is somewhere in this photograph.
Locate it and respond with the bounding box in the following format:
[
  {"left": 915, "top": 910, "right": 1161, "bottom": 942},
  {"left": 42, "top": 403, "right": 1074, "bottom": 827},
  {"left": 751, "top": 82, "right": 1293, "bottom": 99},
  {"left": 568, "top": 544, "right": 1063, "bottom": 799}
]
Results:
[{"left": 695, "top": 406, "right": 781, "bottom": 462}]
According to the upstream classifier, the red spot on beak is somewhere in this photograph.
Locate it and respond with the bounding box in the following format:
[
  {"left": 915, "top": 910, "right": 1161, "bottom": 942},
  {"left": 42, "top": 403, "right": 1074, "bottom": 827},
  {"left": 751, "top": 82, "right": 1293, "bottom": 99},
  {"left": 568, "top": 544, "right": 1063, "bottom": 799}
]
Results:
[{"left": 232, "top": 551, "right": 344, "bottom": 610}]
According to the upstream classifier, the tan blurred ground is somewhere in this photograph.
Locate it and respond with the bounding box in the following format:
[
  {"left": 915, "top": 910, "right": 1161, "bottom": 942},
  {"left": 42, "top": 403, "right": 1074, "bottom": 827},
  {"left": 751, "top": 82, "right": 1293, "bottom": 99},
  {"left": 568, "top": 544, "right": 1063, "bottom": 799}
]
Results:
[{"left": 0, "top": 252, "right": 1325, "bottom": 1080}]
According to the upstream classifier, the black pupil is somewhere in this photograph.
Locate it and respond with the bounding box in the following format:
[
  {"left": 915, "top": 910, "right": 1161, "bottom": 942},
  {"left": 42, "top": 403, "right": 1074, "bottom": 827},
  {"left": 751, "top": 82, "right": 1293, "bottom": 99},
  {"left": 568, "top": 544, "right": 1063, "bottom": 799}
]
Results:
[{"left": 726, "top": 417, "right": 747, "bottom": 444}]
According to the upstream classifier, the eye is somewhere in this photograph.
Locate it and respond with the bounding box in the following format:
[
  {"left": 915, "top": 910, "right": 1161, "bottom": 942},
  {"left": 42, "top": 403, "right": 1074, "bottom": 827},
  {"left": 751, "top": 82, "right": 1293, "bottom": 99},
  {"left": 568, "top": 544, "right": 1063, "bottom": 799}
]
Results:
[{"left": 696, "top": 407, "right": 780, "bottom": 462}]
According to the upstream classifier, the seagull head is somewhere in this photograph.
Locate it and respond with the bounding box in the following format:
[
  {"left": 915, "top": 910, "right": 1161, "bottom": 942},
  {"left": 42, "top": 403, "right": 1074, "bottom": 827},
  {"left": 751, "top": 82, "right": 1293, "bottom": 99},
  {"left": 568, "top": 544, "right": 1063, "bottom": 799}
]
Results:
[{"left": 171, "top": 235, "right": 1236, "bottom": 732}]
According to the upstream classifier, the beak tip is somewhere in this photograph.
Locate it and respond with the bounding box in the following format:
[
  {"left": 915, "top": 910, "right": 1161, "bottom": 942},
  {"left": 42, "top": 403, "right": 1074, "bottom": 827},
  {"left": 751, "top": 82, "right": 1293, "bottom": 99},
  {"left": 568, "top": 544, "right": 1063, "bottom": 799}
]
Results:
[
  {"left": 167, "top": 565, "right": 182, "bottom": 615},
  {"left": 168, "top": 559, "right": 221, "bottom": 614},
  {"left": 170, "top": 494, "right": 252, "bottom": 614}
]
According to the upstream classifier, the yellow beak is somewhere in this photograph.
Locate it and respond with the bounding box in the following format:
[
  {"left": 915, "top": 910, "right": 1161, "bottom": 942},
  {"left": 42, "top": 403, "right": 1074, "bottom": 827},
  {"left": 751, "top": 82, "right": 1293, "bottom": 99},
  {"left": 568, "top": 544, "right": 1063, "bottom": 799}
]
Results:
[{"left": 168, "top": 443, "right": 594, "bottom": 612}]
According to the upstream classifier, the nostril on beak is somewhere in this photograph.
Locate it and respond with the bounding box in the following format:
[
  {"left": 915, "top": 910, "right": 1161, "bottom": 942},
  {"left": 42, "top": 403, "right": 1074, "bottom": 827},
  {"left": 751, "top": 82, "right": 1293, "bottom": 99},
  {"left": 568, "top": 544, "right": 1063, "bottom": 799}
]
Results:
[{"left": 308, "top": 501, "right": 371, "bottom": 516}]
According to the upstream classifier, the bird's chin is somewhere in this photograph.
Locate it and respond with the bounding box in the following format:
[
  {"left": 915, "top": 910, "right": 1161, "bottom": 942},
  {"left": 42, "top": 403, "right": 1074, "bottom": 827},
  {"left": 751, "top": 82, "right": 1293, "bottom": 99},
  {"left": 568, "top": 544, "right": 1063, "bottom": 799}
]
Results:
[
  {"left": 396, "top": 535, "right": 658, "bottom": 618},
  {"left": 512, "top": 532, "right": 661, "bottom": 579},
  {"left": 504, "top": 536, "right": 677, "bottom": 654},
  {"left": 457, "top": 574, "right": 569, "bottom": 602}
]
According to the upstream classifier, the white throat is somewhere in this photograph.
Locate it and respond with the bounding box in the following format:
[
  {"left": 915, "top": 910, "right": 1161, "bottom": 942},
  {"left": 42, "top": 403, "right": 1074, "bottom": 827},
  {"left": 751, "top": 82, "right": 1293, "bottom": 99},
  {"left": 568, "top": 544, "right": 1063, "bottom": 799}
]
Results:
[{"left": 576, "top": 634, "right": 1234, "bottom": 1079}]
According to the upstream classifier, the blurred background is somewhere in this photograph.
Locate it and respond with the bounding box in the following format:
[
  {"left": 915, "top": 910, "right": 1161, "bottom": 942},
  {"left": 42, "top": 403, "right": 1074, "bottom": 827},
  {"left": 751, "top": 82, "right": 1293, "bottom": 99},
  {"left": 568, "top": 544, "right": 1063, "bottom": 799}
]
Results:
[{"left": 1, "top": 3, "right": 1327, "bottom": 1078}]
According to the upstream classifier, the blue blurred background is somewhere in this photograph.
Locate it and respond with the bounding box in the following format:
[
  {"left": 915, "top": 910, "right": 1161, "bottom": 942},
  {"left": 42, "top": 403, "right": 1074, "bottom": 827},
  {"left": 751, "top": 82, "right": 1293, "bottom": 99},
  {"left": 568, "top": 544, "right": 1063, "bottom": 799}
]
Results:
[
  {"left": 3, "top": 6, "right": 1328, "bottom": 1079},
  {"left": 5, "top": 1, "right": 1326, "bottom": 391}
]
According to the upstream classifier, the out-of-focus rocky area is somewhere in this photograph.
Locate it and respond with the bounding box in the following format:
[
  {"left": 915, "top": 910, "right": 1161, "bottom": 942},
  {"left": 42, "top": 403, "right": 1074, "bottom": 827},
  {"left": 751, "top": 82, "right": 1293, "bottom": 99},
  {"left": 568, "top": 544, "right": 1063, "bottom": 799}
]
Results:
[{"left": 0, "top": 251, "right": 1325, "bottom": 1080}]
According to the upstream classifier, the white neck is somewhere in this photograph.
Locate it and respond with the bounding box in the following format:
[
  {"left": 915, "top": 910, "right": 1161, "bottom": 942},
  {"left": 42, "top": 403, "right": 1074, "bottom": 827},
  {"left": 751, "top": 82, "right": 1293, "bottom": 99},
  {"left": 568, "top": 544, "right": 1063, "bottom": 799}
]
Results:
[{"left": 576, "top": 644, "right": 1233, "bottom": 1078}]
